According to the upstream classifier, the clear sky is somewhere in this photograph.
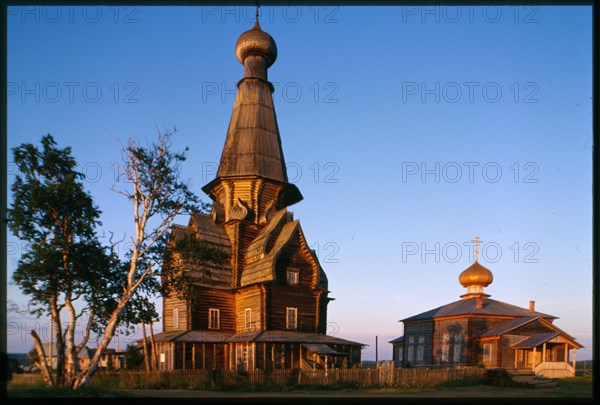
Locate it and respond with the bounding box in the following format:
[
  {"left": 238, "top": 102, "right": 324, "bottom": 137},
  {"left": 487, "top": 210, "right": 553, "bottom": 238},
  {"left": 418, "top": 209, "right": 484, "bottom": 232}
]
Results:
[{"left": 6, "top": 5, "right": 593, "bottom": 361}]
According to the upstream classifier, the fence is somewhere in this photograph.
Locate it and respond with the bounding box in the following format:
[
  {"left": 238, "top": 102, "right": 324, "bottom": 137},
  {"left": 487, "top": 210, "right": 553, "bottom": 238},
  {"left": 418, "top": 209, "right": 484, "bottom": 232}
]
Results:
[{"left": 89, "top": 363, "right": 486, "bottom": 390}]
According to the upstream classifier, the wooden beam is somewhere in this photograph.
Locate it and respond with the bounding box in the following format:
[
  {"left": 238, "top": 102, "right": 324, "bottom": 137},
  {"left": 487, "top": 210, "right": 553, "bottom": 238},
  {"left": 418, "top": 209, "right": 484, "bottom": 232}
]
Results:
[
  {"left": 192, "top": 343, "right": 196, "bottom": 370},
  {"left": 202, "top": 343, "right": 206, "bottom": 370},
  {"left": 564, "top": 343, "right": 568, "bottom": 363},
  {"left": 532, "top": 347, "right": 536, "bottom": 372},
  {"left": 514, "top": 349, "right": 518, "bottom": 368},
  {"left": 542, "top": 342, "right": 546, "bottom": 364},
  {"left": 572, "top": 349, "right": 576, "bottom": 371}
]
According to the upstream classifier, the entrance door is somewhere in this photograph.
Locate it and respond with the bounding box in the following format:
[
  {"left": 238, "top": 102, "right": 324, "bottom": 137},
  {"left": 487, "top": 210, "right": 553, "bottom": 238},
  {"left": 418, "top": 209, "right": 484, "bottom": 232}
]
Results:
[{"left": 235, "top": 343, "right": 254, "bottom": 371}]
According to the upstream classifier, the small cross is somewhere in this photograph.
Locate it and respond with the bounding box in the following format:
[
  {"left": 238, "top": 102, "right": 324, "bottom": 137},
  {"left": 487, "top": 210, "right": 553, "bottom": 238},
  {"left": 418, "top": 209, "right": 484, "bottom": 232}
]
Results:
[
  {"left": 255, "top": 2, "right": 260, "bottom": 22},
  {"left": 471, "top": 235, "right": 483, "bottom": 262}
]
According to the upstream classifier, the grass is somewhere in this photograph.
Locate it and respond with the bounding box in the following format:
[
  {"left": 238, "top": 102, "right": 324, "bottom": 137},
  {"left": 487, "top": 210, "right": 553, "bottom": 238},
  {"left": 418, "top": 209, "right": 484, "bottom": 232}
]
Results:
[
  {"left": 546, "top": 375, "right": 593, "bottom": 398},
  {"left": 6, "top": 374, "right": 592, "bottom": 398}
]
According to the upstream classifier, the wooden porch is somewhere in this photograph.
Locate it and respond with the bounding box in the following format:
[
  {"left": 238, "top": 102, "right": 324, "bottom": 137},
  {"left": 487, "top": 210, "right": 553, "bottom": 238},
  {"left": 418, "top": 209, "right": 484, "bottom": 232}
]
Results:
[{"left": 512, "top": 332, "right": 582, "bottom": 378}]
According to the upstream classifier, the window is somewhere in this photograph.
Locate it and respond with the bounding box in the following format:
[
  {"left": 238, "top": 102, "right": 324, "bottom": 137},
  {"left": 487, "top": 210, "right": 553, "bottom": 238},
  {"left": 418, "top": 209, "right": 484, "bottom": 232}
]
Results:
[
  {"left": 453, "top": 333, "right": 462, "bottom": 363},
  {"left": 453, "top": 344, "right": 461, "bottom": 363},
  {"left": 442, "top": 333, "right": 450, "bottom": 343},
  {"left": 172, "top": 308, "right": 179, "bottom": 329},
  {"left": 417, "top": 345, "right": 424, "bottom": 363},
  {"left": 245, "top": 308, "right": 252, "bottom": 330},
  {"left": 415, "top": 335, "right": 425, "bottom": 363},
  {"left": 483, "top": 343, "right": 492, "bottom": 363},
  {"left": 209, "top": 308, "right": 220, "bottom": 329},
  {"left": 408, "top": 336, "right": 414, "bottom": 344},
  {"left": 396, "top": 346, "right": 403, "bottom": 363},
  {"left": 442, "top": 345, "right": 449, "bottom": 362},
  {"left": 286, "top": 307, "right": 297, "bottom": 329},
  {"left": 407, "top": 346, "right": 414, "bottom": 363},
  {"left": 287, "top": 270, "right": 299, "bottom": 285}
]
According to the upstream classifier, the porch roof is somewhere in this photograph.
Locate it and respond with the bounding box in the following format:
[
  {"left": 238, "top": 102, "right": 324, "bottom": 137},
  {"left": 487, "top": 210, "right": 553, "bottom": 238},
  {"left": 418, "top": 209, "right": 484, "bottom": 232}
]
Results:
[
  {"left": 252, "top": 330, "right": 365, "bottom": 346},
  {"left": 511, "top": 332, "right": 559, "bottom": 348},
  {"left": 148, "top": 330, "right": 365, "bottom": 346},
  {"left": 302, "top": 343, "right": 345, "bottom": 355},
  {"left": 151, "top": 330, "right": 233, "bottom": 343}
]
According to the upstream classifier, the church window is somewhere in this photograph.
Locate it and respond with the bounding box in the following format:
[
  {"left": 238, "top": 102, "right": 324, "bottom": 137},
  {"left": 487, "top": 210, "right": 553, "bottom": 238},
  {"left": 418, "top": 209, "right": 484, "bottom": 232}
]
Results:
[
  {"left": 245, "top": 308, "right": 252, "bottom": 330},
  {"left": 209, "top": 308, "right": 220, "bottom": 329},
  {"left": 172, "top": 308, "right": 179, "bottom": 329},
  {"left": 442, "top": 345, "right": 449, "bottom": 362},
  {"left": 286, "top": 307, "right": 297, "bottom": 329},
  {"left": 287, "top": 270, "right": 299, "bottom": 285}
]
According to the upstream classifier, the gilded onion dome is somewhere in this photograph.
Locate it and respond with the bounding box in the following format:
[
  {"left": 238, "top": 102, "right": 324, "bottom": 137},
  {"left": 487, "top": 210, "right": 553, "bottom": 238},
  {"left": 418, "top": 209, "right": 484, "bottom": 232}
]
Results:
[
  {"left": 459, "top": 261, "right": 494, "bottom": 287},
  {"left": 235, "top": 20, "right": 277, "bottom": 67}
]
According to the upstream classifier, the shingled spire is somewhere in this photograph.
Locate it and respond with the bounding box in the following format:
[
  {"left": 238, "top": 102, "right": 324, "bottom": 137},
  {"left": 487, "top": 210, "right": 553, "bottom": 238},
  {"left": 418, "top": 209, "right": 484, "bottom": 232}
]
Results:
[{"left": 202, "top": 15, "right": 302, "bottom": 221}]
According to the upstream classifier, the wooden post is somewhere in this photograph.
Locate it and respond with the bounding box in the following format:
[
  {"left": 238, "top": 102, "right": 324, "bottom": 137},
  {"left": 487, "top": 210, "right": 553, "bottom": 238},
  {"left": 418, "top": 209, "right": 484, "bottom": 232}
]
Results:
[
  {"left": 572, "top": 349, "right": 576, "bottom": 371},
  {"left": 514, "top": 349, "right": 518, "bottom": 368},
  {"left": 375, "top": 336, "right": 379, "bottom": 369},
  {"left": 564, "top": 344, "right": 568, "bottom": 363},
  {"left": 202, "top": 343, "right": 206, "bottom": 369},
  {"left": 271, "top": 344, "right": 275, "bottom": 369},
  {"left": 281, "top": 344, "right": 285, "bottom": 369},
  {"left": 299, "top": 345, "right": 303, "bottom": 370},
  {"left": 532, "top": 347, "right": 536, "bottom": 372},
  {"left": 213, "top": 343, "right": 217, "bottom": 369},
  {"left": 542, "top": 342, "right": 546, "bottom": 365},
  {"left": 183, "top": 342, "right": 186, "bottom": 370},
  {"left": 192, "top": 343, "right": 196, "bottom": 370}
]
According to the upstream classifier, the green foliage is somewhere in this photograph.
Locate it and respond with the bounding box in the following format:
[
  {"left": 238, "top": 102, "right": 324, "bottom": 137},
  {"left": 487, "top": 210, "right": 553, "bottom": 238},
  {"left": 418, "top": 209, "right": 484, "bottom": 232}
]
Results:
[
  {"left": 7, "top": 134, "right": 111, "bottom": 318},
  {"left": 123, "top": 344, "right": 144, "bottom": 371},
  {"left": 27, "top": 348, "right": 39, "bottom": 369},
  {"left": 162, "top": 234, "right": 229, "bottom": 301}
]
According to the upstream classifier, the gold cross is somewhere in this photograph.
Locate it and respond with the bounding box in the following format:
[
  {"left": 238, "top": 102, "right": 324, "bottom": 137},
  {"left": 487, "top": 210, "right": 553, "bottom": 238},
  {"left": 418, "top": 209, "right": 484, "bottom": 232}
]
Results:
[{"left": 471, "top": 235, "right": 483, "bottom": 262}]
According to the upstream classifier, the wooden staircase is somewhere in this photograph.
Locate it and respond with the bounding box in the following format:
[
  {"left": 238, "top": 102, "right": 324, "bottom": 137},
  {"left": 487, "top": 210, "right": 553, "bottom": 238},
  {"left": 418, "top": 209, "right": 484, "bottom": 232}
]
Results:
[{"left": 504, "top": 368, "right": 557, "bottom": 389}]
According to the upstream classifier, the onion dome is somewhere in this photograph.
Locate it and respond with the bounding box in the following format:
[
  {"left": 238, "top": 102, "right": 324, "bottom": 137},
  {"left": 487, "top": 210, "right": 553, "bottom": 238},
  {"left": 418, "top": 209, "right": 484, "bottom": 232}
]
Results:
[
  {"left": 235, "top": 20, "right": 277, "bottom": 67},
  {"left": 459, "top": 261, "right": 494, "bottom": 288}
]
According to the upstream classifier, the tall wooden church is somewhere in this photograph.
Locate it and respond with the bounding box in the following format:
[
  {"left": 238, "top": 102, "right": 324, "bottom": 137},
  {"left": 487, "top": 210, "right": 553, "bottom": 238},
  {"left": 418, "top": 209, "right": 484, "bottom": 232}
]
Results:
[
  {"left": 151, "top": 18, "right": 363, "bottom": 371},
  {"left": 390, "top": 237, "right": 582, "bottom": 378}
]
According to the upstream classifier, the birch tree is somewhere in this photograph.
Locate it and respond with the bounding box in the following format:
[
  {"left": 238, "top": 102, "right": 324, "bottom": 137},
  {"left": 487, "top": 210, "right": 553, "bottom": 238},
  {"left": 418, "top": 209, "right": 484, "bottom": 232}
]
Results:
[{"left": 71, "top": 128, "right": 204, "bottom": 388}]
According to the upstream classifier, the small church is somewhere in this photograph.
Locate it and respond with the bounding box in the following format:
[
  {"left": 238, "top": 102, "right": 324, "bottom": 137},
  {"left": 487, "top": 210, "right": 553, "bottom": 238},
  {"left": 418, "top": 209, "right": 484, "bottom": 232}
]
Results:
[
  {"left": 150, "top": 16, "right": 364, "bottom": 371},
  {"left": 390, "top": 236, "right": 582, "bottom": 378}
]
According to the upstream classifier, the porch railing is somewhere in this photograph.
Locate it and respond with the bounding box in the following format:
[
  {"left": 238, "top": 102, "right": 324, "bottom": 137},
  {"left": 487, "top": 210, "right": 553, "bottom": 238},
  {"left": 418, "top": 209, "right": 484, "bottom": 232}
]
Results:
[{"left": 533, "top": 361, "right": 575, "bottom": 378}]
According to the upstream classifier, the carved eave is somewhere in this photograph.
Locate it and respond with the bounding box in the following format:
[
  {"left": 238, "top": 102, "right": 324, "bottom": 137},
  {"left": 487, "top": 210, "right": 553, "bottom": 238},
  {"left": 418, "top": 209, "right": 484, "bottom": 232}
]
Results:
[{"left": 202, "top": 175, "right": 303, "bottom": 219}]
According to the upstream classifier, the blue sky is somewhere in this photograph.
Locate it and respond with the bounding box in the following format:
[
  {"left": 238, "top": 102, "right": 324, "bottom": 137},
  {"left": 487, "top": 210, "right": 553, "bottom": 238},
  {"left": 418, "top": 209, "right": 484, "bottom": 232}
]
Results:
[{"left": 6, "top": 5, "right": 593, "bottom": 361}]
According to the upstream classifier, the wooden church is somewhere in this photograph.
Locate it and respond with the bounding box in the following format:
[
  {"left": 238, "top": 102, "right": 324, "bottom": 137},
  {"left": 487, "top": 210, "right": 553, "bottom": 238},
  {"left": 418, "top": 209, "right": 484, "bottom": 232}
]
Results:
[
  {"left": 150, "top": 17, "right": 364, "bottom": 371},
  {"left": 390, "top": 236, "right": 582, "bottom": 378}
]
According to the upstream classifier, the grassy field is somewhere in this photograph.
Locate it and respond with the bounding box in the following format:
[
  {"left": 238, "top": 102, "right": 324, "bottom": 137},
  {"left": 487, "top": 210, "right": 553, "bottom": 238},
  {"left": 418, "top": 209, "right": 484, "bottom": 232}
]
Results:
[{"left": 6, "top": 374, "right": 593, "bottom": 398}]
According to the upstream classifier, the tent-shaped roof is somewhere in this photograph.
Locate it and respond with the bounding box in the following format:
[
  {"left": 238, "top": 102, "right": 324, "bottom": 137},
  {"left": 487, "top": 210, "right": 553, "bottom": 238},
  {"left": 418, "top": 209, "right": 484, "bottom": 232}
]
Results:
[{"left": 401, "top": 297, "right": 557, "bottom": 322}]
